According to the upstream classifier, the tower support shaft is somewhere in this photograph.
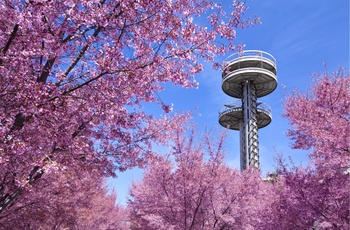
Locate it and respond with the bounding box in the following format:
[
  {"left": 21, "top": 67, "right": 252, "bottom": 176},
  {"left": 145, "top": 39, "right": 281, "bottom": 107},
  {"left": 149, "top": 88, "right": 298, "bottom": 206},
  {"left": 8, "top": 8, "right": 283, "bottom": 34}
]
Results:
[{"left": 239, "top": 81, "right": 259, "bottom": 171}]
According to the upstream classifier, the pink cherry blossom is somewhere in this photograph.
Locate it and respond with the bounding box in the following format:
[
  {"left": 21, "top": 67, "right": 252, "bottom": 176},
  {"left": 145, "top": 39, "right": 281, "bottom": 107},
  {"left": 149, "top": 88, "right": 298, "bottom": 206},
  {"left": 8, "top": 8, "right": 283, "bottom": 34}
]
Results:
[
  {"left": 259, "top": 67, "right": 350, "bottom": 229},
  {"left": 0, "top": 0, "right": 256, "bottom": 212}
]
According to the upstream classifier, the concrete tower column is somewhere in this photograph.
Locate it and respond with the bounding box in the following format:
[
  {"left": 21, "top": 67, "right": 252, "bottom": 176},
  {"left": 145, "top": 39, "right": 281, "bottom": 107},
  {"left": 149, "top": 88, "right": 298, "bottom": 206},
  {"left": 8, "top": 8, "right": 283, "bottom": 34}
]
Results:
[{"left": 241, "top": 80, "right": 259, "bottom": 170}]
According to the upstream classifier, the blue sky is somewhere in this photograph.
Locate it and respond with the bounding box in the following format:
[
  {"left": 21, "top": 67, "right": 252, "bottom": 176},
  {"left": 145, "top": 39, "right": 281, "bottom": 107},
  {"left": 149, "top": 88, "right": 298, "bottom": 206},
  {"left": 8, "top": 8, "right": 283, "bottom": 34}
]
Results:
[{"left": 110, "top": 0, "right": 349, "bottom": 206}]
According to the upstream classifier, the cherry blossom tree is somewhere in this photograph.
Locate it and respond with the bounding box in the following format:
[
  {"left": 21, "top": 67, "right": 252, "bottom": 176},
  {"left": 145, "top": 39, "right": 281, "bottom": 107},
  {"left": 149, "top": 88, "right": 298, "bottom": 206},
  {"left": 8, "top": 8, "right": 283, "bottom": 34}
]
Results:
[
  {"left": 259, "top": 67, "right": 350, "bottom": 229},
  {"left": 0, "top": 168, "right": 128, "bottom": 229},
  {"left": 284, "top": 67, "right": 349, "bottom": 170},
  {"left": 0, "top": 0, "right": 257, "bottom": 212},
  {"left": 128, "top": 128, "right": 273, "bottom": 229}
]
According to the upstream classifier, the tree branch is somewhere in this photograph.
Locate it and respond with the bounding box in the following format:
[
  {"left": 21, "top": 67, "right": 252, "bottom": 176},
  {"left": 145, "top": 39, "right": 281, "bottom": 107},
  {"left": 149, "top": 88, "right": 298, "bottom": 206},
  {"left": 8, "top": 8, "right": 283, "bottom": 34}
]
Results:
[
  {"left": 0, "top": 167, "right": 44, "bottom": 215},
  {"left": 63, "top": 71, "right": 109, "bottom": 95},
  {"left": 189, "top": 188, "right": 206, "bottom": 229},
  {"left": 37, "top": 57, "right": 56, "bottom": 83},
  {"left": 71, "top": 116, "right": 93, "bottom": 139},
  {"left": 63, "top": 26, "right": 103, "bottom": 78},
  {"left": 0, "top": 146, "right": 57, "bottom": 215},
  {"left": 0, "top": 24, "right": 19, "bottom": 65},
  {"left": 2, "top": 24, "right": 18, "bottom": 56}
]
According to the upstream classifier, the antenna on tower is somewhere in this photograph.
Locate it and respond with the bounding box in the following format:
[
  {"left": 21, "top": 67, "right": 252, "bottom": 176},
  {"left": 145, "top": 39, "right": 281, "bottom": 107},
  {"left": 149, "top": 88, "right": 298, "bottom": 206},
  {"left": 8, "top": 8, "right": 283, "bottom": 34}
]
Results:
[{"left": 218, "top": 50, "right": 277, "bottom": 171}]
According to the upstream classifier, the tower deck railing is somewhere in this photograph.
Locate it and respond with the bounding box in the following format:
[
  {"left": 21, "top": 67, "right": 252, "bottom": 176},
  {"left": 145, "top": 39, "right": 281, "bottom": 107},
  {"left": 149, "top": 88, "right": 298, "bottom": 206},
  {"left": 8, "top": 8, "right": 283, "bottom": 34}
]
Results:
[
  {"left": 223, "top": 50, "right": 276, "bottom": 70},
  {"left": 219, "top": 100, "right": 272, "bottom": 119},
  {"left": 219, "top": 100, "right": 242, "bottom": 114},
  {"left": 256, "top": 102, "right": 272, "bottom": 118},
  {"left": 222, "top": 67, "right": 277, "bottom": 82}
]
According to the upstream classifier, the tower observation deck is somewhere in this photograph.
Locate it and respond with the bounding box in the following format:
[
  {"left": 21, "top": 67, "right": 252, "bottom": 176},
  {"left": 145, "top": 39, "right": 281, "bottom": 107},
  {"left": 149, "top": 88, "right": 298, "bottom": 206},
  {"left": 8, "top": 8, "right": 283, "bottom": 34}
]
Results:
[{"left": 218, "top": 50, "right": 277, "bottom": 171}]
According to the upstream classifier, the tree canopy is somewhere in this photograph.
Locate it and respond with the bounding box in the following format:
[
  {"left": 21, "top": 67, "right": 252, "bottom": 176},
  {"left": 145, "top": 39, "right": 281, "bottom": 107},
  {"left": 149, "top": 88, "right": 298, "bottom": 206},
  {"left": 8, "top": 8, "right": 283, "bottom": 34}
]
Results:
[{"left": 0, "top": 0, "right": 255, "bottom": 213}]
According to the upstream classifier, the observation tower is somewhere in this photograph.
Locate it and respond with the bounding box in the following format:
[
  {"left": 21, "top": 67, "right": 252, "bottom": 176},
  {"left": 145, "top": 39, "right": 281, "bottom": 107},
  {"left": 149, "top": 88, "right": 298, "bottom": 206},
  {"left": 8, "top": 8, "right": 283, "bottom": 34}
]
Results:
[{"left": 218, "top": 50, "right": 277, "bottom": 171}]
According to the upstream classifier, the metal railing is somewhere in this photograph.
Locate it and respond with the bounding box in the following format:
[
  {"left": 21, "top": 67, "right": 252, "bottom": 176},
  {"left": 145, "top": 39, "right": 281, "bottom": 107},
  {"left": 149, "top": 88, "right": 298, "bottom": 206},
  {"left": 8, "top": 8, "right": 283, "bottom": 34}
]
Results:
[
  {"left": 218, "top": 99, "right": 242, "bottom": 116},
  {"left": 222, "top": 67, "right": 277, "bottom": 82},
  {"left": 223, "top": 50, "right": 277, "bottom": 68},
  {"left": 218, "top": 100, "right": 272, "bottom": 119},
  {"left": 256, "top": 101, "right": 272, "bottom": 119}
]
